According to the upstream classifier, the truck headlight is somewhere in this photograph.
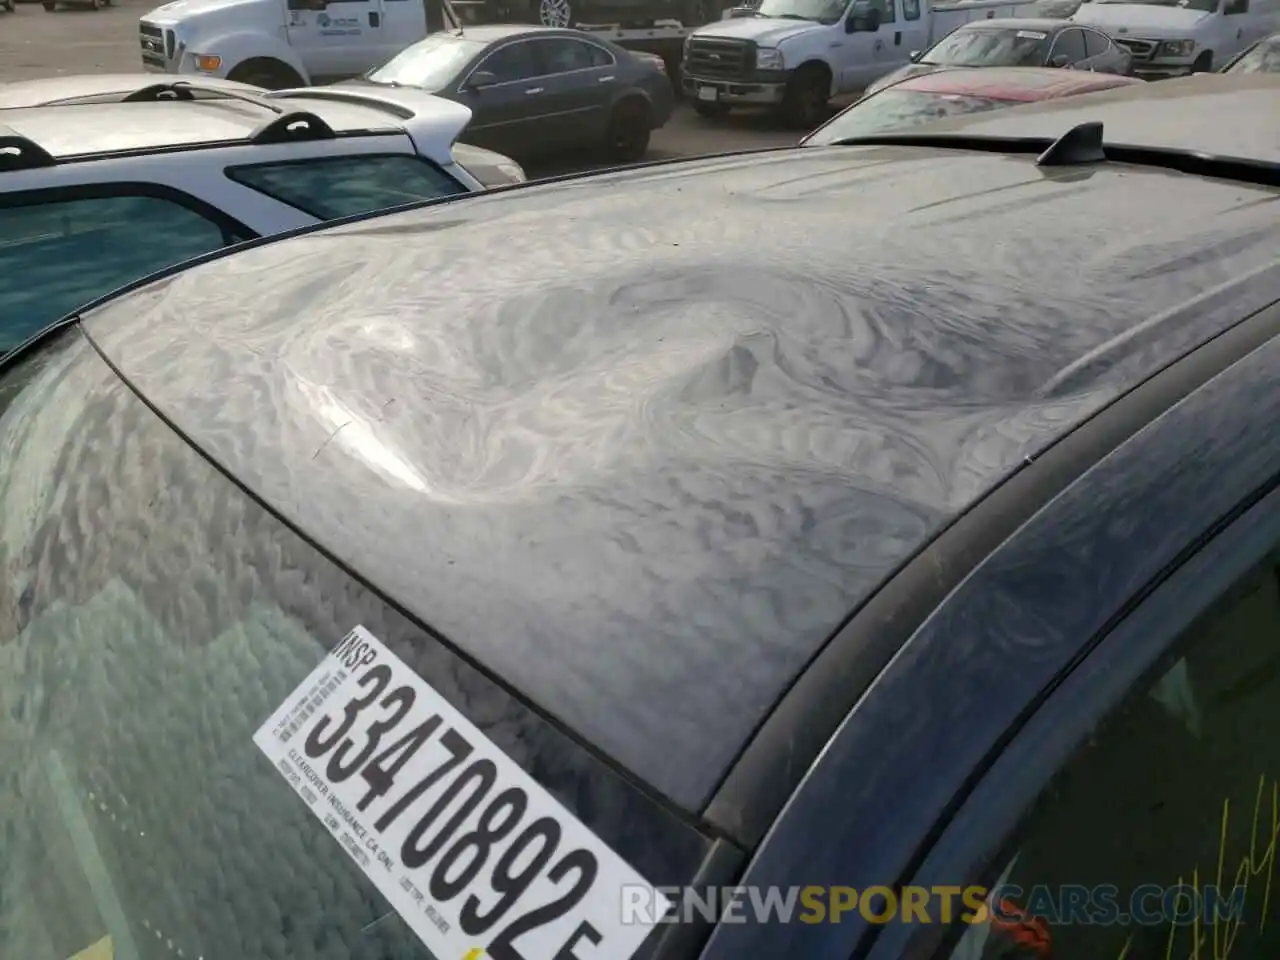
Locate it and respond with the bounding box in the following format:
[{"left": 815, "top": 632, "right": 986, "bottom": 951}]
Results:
[
  {"left": 757, "top": 47, "right": 784, "bottom": 69},
  {"left": 1158, "top": 39, "right": 1195, "bottom": 57}
]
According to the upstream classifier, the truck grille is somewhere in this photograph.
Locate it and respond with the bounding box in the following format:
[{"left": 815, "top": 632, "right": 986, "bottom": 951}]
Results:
[
  {"left": 1113, "top": 38, "right": 1156, "bottom": 60},
  {"left": 685, "top": 37, "right": 756, "bottom": 80},
  {"left": 139, "top": 21, "right": 171, "bottom": 69}
]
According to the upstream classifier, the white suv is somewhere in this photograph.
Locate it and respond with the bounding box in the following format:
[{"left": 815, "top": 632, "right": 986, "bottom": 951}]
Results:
[{"left": 0, "top": 75, "right": 525, "bottom": 355}]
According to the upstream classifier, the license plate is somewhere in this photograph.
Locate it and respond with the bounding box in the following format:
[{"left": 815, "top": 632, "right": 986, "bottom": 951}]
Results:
[
  {"left": 255, "top": 626, "right": 670, "bottom": 960},
  {"left": 698, "top": 85, "right": 718, "bottom": 101}
]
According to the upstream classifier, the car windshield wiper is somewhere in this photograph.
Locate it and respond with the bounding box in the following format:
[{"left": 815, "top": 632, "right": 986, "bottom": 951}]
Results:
[{"left": 815, "top": 122, "right": 1280, "bottom": 187}]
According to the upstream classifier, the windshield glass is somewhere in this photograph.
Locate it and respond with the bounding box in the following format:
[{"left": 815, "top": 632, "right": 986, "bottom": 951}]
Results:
[
  {"left": 803, "top": 89, "right": 1017, "bottom": 144},
  {"left": 1226, "top": 36, "right": 1280, "bottom": 72},
  {"left": 0, "top": 329, "right": 711, "bottom": 960},
  {"left": 755, "top": 0, "right": 848, "bottom": 23},
  {"left": 923, "top": 27, "right": 1052, "bottom": 66},
  {"left": 366, "top": 34, "right": 487, "bottom": 90},
  {"left": 1096, "top": 0, "right": 1217, "bottom": 10}
]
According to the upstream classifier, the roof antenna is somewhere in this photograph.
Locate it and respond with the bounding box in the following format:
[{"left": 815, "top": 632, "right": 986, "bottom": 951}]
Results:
[{"left": 1037, "top": 121, "right": 1106, "bottom": 167}]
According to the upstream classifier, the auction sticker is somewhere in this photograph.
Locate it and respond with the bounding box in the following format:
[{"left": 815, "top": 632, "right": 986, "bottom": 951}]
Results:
[{"left": 254, "top": 626, "right": 672, "bottom": 960}]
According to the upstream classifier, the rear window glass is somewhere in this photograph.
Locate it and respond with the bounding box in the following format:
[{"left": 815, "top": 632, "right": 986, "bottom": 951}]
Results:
[
  {"left": 803, "top": 90, "right": 1016, "bottom": 144},
  {"left": 0, "top": 329, "right": 711, "bottom": 960},
  {"left": 226, "top": 154, "right": 468, "bottom": 221},
  {"left": 0, "top": 192, "right": 243, "bottom": 356}
]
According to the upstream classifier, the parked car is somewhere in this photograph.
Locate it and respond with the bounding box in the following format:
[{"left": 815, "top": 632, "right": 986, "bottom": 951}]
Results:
[
  {"left": 801, "top": 65, "right": 1140, "bottom": 143},
  {"left": 1, "top": 62, "right": 1278, "bottom": 960},
  {"left": 0, "top": 77, "right": 522, "bottom": 356},
  {"left": 353, "top": 25, "right": 674, "bottom": 162},
  {"left": 680, "top": 0, "right": 1048, "bottom": 127},
  {"left": 1070, "top": 0, "right": 1280, "bottom": 76},
  {"left": 863, "top": 17, "right": 1132, "bottom": 96},
  {"left": 1221, "top": 29, "right": 1280, "bottom": 71}
]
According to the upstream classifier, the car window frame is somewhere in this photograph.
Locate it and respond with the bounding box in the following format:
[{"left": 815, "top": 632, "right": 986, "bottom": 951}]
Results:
[
  {"left": 461, "top": 35, "right": 619, "bottom": 89},
  {"left": 864, "top": 472, "right": 1280, "bottom": 960},
  {"left": 1046, "top": 26, "right": 1088, "bottom": 63},
  {"left": 1081, "top": 27, "right": 1112, "bottom": 58},
  {"left": 902, "top": 0, "right": 921, "bottom": 21},
  {"left": 222, "top": 151, "right": 468, "bottom": 221}
]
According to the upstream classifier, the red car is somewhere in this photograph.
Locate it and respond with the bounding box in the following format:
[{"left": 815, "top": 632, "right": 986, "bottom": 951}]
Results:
[{"left": 801, "top": 66, "right": 1143, "bottom": 145}]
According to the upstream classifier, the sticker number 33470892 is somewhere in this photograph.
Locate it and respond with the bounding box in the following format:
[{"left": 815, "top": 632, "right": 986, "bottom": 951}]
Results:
[{"left": 253, "top": 626, "right": 672, "bottom": 960}]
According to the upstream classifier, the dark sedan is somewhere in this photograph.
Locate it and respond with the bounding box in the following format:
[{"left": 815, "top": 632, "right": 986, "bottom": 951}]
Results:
[
  {"left": 865, "top": 17, "right": 1131, "bottom": 96},
  {"left": 351, "top": 25, "right": 674, "bottom": 163},
  {"left": 1222, "top": 31, "right": 1280, "bottom": 73}
]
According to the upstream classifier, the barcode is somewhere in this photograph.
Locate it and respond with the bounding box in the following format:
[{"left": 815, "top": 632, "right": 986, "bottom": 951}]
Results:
[{"left": 277, "top": 671, "right": 348, "bottom": 744}]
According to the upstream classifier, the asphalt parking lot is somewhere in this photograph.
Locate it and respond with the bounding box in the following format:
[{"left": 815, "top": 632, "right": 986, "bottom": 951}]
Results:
[{"left": 0, "top": 0, "right": 817, "bottom": 177}]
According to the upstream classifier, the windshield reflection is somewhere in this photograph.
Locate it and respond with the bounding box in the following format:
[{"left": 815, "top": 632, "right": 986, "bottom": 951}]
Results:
[
  {"left": 366, "top": 35, "right": 486, "bottom": 90},
  {"left": 924, "top": 28, "right": 1050, "bottom": 66},
  {"left": 755, "top": 0, "right": 849, "bottom": 24}
]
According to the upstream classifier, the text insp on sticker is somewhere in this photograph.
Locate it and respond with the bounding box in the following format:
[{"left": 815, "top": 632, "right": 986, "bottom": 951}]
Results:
[{"left": 254, "top": 626, "right": 671, "bottom": 960}]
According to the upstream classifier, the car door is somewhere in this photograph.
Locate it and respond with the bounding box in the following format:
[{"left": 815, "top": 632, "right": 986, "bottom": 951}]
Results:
[
  {"left": 526, "top": 36, "right": 619, "bottom": 150},
  {"left": 456, "top": 39, "right": 549, "bottom": 158},
  {"left": 898, "top": 0, "right": 931, "bottom": 61},
  {"left": 841, "top": 0, "right": 891, "bottom": 90},
  {"left": 285, "top": 0, "right": 386, "bottom": 81},
  {"left": 1045, "top": 25, "right": 1089, "bottom": 66}
]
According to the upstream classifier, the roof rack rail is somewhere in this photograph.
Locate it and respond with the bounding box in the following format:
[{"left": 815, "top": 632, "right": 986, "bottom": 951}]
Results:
[
  {"left": 267, "top": 87, "right": 414, "bottom": 120},
  {"left": 123, "top": 79, "right": 287, "bottom": 114},
  {"left": 0, "top": 128, "right": 57, "bottom": 172},
  {"left": 249, "top": 110, "right": 336, "bottom": 144}
]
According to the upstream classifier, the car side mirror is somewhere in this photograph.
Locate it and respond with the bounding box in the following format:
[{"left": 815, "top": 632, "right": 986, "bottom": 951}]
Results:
[
  {"left": 908, "top": 49, "right": 922, "bottom": 61},
  {"left": 466, "top": 70, "right": 498, "bottom": 89},
  {"left": 1049, "top": 53, "right": 1071, "bottom": 67}
]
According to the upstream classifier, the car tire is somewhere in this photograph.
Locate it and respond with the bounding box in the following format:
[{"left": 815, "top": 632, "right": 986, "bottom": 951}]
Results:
[
  {"left": 780, "top": 63, "right": 830, "bottom": 130},
  {"left": 693, "top": 101, "right": 731, "bottom": 118},
  {"left": 539, "top": 0, "right": 572, "bottom": 26},
  {"left": 1191, "top": 51, "right": 1213, "bottom": 72},
  {"left": 603, "top": 98, "right": 652, "bottom": 163},
  {"left": 227, "top": 58, "right": 306, "bottom": 90}
]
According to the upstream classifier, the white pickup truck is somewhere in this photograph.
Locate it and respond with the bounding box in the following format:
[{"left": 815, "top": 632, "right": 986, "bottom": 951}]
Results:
[
  {"left": 1069, "top": 0, "right": 1280, "bottom": 76},
  {"left": 680, "top": 0, "right": 1038, "bottom": 125},
  {"left": 137, "top": 0, "right": 699, "bottom": 88}
]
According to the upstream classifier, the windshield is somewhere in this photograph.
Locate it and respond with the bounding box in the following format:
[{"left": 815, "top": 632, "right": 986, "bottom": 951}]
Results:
[
  {"left": 0, "top": 328, "right": 712, "bottom": 960},
  {"left": 366, "top": 34, "right": 487, "bottom": 90},
  {"left": 923, "top": 27, "right": 1052, "bottom": 66},
  {"left": 755, "top": 0, "right": 849, "bottom": 23},
  {"left": 1226, "top": 36, "right": 1280, "bottom": 72},
  {"left": 1096, "top": 0, "right": 1217, "bottom": 10},
  {"left": 803, "top": 89, "right": 1018, "bottom": 144}
]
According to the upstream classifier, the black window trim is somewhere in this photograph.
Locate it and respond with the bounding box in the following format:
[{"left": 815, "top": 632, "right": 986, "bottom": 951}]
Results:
[
  {"left": 461, "top": 34, "right": 618, "bottom": 90},
  {"left": 869, "top": 471, "right": 1280, "bottom": 960},
  {"left": 223, "top": 150, "right": 468, "bottom": 221}
]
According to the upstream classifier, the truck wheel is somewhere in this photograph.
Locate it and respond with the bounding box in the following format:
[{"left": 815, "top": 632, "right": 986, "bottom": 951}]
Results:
[
  {"left": 780, "top": 64, "right": 830, "bottom": 130},
  {"left": 539, "top": 0, "right": 572, "bottom": 27},
  {"left": 1191, "top": 51, "right": 1213, "bottom": 72},
  {"left": 693, "top": 101, "right": 731, "bottom": 118},
  {"left": 603, "top": 98, "right": 652, "bottom": 163},
  {"left": 227, "top": 58, "right": 306, "bottom": 90}
]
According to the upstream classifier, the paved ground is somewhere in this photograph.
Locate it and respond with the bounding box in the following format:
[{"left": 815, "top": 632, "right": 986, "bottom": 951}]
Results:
[{"left": 0, "top": 0, "right": 829, "bottom": 176}]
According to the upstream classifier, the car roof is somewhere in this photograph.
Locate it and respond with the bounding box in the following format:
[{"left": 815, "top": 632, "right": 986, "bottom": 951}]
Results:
[
  {"left": 902, "top": 72, "right": 1280, "bottom": 165},
  {"left": 438, "top": 22, "right": 572, "bottom": 40},
  {"left": 951, "top": 17, "right": 1069, "bottom": 31},
  {"left": 893, "top": 65, "right": 1142, "bottom": 98},
  {"left": 0, "top": 88, "right": 474, "bottom": 161},
  {"left": 81, "top": 143, "right": 1280, "bottom": 811}
]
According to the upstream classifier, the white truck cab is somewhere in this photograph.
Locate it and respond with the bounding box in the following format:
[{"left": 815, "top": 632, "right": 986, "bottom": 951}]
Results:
[
  {"left": 1070, "top": 0, "right": 1280, "bottom": 75},
  {"left": 681, "top": 0, "right": 1037, "bottom": 126}
]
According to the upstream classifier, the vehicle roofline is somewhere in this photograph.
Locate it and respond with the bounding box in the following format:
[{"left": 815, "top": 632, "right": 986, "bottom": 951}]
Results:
[{"left": 703, "top": 266, "right": 1280, "bottom": 848}]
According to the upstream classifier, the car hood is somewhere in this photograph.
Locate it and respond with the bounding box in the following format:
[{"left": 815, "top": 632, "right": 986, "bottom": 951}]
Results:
[
  {"left": 142, "top": 0, "right": 261, "bottom": 24},
  {"left": 693, "top": 16, "right": 825, "bottom": 44},
  {"left": 865, "top": 62, "right": 944, "bottom": 94},
  {"left": 1071, "top": 3, "right": 1210, "bottom": 33}
]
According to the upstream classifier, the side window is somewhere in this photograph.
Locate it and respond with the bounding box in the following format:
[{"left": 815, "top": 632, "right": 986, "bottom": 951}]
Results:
[
  {"left": 226, "top": 154, "right": 467, "bottom": 221},
  {"left": 0, "top": 192, "right": 242, "bottom": 355},
  {"left": 940, "top": 555, "right": 1280, "bottom": 959},
  {"left": 1049, "top": 28, "right": 1088, "bottom": 62},
  {"left": 538, "top": 38, "right": 607, "bottom": 73},
  {"left": 1082, "top": 28, "right": 1110, "bottom": 57},
  {"left": 902, "top": 0, "right": 921, "bottom": 20},
  {"left": 1224, "top": 0, "right": 1248, "bottom": 13},
  {"left": 870, "top": 0, "right": 896, "bottom": 24},
  {"left": 476, "top": 40, "right": 540, "bottom": 82}
]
